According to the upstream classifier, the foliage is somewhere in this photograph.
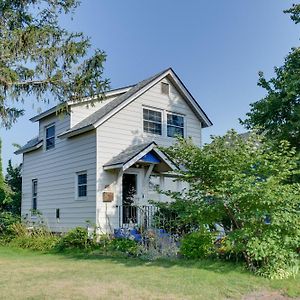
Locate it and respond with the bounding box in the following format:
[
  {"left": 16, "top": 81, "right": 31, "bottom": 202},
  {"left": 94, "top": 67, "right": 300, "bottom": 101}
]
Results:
[
  {"left": 241, "top": 5, "right": 300, "bottom": 152},
  {"left": 0, "top": 140, "right": 13, "bottom": 212},
  {"left": 0, "top": 0, "right": 109, "bottom": 128},
  {"left": 152, "top": 200, "right": 201, "bottom": 235},
  {"left": 57, "top": 227, "right": 92, "bottom": 250},
  {"left": 9, "top": 223, "right": 59, "bottom": 251},
  {"left": 163, "top": 130, "right": 300, "bottom": 278},
  {"left": 180, "top": 229, "right": 215, "bottom": 259},
  {"left": 137, "top": 229, "right": 179, "bottom": 260},
  {"left": 0, "top": 211, "right": 20, "bottom": 243},
  {"left": 5, "top": 160, "right": 21, "bottom": 214},
  {"left": 108, "top": 238, "right": 138, "bottom": 256}
]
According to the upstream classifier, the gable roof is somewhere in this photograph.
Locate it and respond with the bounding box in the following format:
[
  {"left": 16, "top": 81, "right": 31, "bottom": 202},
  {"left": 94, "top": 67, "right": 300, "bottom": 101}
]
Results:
[
  {"left": 103, "top": 141, "right": 178, "bottom": 172},
  {"left": 58, "top": 68, "right": 212, "bottom": 138}
]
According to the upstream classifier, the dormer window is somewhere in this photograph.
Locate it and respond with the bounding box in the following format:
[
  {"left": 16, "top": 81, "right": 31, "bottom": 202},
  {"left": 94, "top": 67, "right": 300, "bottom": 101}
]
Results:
[
  {"left": 143, "top": 108, "right": 162, "bottom": 135},
  {"left": 161, "top": 82, "right": 169, "bottom": 95},
  {"left": 45, "top": 124, "right": 55, "bottom": 150}
]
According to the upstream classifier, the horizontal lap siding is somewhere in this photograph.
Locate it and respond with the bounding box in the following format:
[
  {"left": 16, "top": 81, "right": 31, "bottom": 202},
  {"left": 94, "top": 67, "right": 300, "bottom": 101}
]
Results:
[
  {"left": 96, "top": 79, "right": 202, "bottom": 231},
  {"left": 22, "top": 114, "right": 97, "bottom": 232},
  {"left": 71, "top": 96, "right": 117, "bottom": 127}
]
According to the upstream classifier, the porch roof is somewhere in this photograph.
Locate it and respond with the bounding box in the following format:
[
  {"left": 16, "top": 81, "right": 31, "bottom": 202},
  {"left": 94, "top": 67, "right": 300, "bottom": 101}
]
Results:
[{"left": 103, "top": 142, "right": 178, "bottom": 172}]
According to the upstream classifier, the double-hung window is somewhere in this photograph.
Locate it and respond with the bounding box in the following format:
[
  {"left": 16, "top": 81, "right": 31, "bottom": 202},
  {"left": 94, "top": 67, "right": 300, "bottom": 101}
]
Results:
[
  {"left": 143, "top": 108, "right": 162, "bottom": 135},
  {"left": 32, "top": 179, "right": 38, "bottom": 212},
  {"left": 45, "top": 124, "right": 55, "bottom": 150},
  {"left": 77, "top": 172, "right": 87, "bottom": 198},
  {"left": 167, "top": 113, "right": 184, "bottom": 138}
]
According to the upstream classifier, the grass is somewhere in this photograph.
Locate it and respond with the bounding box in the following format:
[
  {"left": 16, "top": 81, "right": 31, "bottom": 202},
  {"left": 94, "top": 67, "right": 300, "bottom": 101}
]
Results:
[{"left": 0, "top": 247, "right": 299, "bottom": 299}]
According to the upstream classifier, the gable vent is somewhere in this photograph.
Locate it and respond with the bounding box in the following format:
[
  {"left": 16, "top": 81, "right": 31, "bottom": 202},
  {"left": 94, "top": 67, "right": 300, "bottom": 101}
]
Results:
[{"left": 161, "top": 82, "right": 170, "bottom": 95}]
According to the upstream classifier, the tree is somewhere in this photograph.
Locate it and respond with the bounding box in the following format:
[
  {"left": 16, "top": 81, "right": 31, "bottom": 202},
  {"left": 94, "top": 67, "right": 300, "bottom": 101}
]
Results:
[
  {"left": 241, "top": 5, "right": 300, "bottom": 151},
  {"left": 0, "top": 0, "right": 109, "bottom": 128},
  {"left": 163, "top": 131, "right": 300, "bottom": 278},
  {"left": 0, "top": 140, "right": 13, "bottom": 212},
  {"left": 5, "top": 160, "right": 22, "bottom": 214}
]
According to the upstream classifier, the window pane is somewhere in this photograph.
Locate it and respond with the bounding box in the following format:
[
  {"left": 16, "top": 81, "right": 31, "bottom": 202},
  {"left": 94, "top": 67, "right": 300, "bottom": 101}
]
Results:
[
  {"left": 78, "top": 174, "right": 87, "bottom": 185},
  {"left": 144, "top": 121, "right": 162, "bottom": 135},
  {"left": 167, "top": 126, "right": 184, "bottom": 138},
  {"left": 46, "top": 137, "right": 55, "bottom": 150},
  {"left": 143, "top": 109, "right": 161, "bottom": 123},
  {"left": 46, "top": 125, "right": 55, "bottom": 138},
  {"left": 78, "top": 185, "right": 87, "bottom": 197},
  {"left": 167, "top": 114, "right": 184, "bottom": 127},
  {"left": 32, "top": 198, "right": 37, "bottom": 210},
  {"left": 32, "top": 180, "right": 37, "bottom": 196}
]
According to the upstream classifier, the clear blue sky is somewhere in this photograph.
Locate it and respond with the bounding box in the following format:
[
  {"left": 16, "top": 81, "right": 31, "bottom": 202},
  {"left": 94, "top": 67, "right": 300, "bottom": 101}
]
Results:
[{"left": 1, "top": 0, "right": 299, "bottom": 170}]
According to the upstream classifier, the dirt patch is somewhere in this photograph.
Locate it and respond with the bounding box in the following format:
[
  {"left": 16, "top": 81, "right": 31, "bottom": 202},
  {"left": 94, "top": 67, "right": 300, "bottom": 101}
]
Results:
[{"left": 243, "top": 290, "right": 299, "bottom": 300}]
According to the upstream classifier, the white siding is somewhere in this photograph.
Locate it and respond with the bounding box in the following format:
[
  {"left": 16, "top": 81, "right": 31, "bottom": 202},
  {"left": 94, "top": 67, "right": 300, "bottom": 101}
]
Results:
[
  {"left": 96, "top": 78, "right": 202, "bottom": 231},
  {"left": 70, "top": 96, "right": 117, "bottom": 127},
  {"left": 22, "top": 114, "right": 97, "bottom": 232}
]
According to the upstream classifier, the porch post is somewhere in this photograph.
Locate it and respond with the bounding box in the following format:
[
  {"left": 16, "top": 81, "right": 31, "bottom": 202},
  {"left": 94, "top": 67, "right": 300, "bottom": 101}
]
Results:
[
  {"left": 116, "top": 168, "right": 123, "bottom": 228},
  {"left": 143, "top": 164, "right": 154, "bottom": 204}
]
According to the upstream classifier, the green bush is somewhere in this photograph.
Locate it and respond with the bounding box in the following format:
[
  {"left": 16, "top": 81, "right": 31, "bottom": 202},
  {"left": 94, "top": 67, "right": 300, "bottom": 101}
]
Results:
[
  {"left": 57, "top": 227, "right": 92, "bottom": 250},
  {"left": 0, "top": 211, "right": 20, "bottom": 236},
  {"left": 10, "top": 235, "right": 59, "bottom": 251},
  {"left": 180, "top": 229, "right": 215, "bottom": 259},
  {"left": 9, "top": 223, "right": 59, "bottom": 251},
  {"left": 108, "top": 238, "right": 138, "bottom": 256}
]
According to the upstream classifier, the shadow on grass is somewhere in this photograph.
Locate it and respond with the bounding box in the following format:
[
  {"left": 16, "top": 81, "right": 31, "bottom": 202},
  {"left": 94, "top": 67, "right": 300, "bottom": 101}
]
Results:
[{"left": 50, "top": 248, "right": 249, "bottom": 276}]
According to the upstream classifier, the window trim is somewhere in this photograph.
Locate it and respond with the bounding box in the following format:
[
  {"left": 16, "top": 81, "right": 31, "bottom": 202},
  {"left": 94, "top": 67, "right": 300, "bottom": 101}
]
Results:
[
  {"left": 45, "top": 123, "right": 56, "bottom": 151},
  {"left": 32, "top": 179, "right": 38, "bottom": 215},
  {"left": 76, "top": 171, "right": 87, "bottom": 200},
  {"left": 143, "top": 107, "right": 163, "bottom": 136},
  {"left": 166, "top": 112, "right": 185, "bottom": 138}
]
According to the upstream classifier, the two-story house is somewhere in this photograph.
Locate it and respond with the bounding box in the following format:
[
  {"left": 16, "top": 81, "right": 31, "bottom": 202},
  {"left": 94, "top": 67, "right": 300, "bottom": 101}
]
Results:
[{"left": 15, "top": 68, "right": 212, "bottom": 233}]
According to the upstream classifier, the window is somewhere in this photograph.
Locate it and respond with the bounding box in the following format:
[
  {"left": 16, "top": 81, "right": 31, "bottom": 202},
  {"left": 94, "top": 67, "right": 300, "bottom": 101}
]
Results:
[
  {"left": 161, "top": 82, "right": 169, "bottom": 95},
  {"left": 143, "top": 108, "right": 162, "bottom": 135},
  {"left": 32, "top": 179, "right": 38, "bottom": 212},
  {"left": 167, "top": 113, "right": 184, "bottom": 137},
  {"left": 77, "top": 172, "right": 87, "bottom": 198},
  {"left": 56, "top": 209, "right": 60, "bottom": 220},
  {"left": 45, "top": 124, "right": 55, "bottom": 150}
]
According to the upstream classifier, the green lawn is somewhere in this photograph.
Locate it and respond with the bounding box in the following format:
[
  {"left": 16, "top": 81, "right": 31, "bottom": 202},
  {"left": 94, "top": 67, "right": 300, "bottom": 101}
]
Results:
[{"left": 0, "top": 247, "right": 299, "bottom": 300}]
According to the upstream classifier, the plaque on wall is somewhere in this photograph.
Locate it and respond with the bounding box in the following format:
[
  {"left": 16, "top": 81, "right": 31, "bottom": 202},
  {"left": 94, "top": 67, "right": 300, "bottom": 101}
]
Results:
[{"left": 103, "top": 192, "right": 114, "bottom": 202}]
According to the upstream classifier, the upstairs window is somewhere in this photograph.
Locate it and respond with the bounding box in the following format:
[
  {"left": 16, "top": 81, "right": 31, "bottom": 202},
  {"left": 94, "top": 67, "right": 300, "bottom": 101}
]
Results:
[
  {"left": 167, "top": 113, "right": 184, "bottom": 138},
  {"left": 77, "top": 172, "right": 87, "bottom": 198},
  {"left": 161, "top": 82, "right": 170, "bottom": 95},
  {"left": 32, "top": 179, "right": 38, "bottom": 212},
  {"left": 45, "top": 124, "right": 55, "bottom": 150},
  {"left": 143, "top": 108, "right": 162, "bottom": 135}
]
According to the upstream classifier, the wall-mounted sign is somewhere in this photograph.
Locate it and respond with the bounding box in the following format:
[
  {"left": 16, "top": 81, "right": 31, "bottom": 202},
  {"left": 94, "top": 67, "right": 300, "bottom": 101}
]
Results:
[{"left": 103, "top": 192, "right": 114, "bottom": 202}]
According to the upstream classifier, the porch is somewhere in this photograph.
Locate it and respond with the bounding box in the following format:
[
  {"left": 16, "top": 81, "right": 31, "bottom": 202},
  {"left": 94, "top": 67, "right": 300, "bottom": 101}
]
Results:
[{"left": 100, "top": 141, "right": 179, "bottom": 232}]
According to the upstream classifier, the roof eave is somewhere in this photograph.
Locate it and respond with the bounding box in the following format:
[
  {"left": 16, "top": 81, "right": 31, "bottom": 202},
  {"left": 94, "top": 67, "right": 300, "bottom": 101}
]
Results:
[
  {"left": 58, "top": 124, "right": 95, "bottom": 139},
  {"left": 30, "top": 86, "right": 133, "bottom": 122},
  {"left": 14, "top": 142, "right": 43, "bottom": 155}
]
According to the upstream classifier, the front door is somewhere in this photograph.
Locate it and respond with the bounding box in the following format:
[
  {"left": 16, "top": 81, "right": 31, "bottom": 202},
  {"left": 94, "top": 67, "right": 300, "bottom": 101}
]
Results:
[{"left": 122, "top": 173, "right": 138, "bottom": 224}]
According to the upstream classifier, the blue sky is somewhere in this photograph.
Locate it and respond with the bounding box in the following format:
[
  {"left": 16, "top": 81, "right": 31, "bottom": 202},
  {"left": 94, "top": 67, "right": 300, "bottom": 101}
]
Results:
[{"left": 1, "top": 0, "right": 299, "bottom": 170}]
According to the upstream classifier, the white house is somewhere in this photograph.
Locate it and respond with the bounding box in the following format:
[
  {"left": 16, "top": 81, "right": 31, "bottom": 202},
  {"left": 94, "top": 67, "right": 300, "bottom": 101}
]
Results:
[{"left": 15, "top": 68, "right": 212, "bottom": 233}]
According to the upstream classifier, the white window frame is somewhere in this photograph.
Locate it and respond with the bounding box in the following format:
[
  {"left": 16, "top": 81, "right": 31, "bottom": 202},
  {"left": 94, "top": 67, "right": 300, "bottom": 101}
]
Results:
[
  {"left": 32, "top": 179, "right": 38, "bottom": 215},
  {"left": 45, "top": 123, "right": 56, "bottom": 151},
  {"left": 143, "top": 107, "right": 163, "bottom": 136},
  {"left": 166, "top": 112, "right": 185, "bottom": 138},
  {"left": 76, "top": 171, "right": 87, "bottom": 200}
]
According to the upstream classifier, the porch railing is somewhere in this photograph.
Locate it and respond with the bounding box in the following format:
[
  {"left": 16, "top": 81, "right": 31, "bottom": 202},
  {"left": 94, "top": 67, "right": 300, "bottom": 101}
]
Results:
[{"left": 116, "top": 205, "right": 158, "bottom": 229}]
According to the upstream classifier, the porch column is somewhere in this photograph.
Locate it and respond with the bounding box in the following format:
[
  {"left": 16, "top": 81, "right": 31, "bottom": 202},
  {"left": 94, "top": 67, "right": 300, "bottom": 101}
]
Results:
[{"left": 143, "top": 164, "right": 154, "bottom": 204}]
